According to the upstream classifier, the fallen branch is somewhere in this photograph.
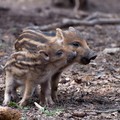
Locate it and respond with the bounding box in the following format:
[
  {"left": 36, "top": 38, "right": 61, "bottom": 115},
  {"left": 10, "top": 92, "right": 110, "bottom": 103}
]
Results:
[
  {"left": 85, "top": 108, "right": 120, "bottom": 114},
  {"left": 39, "top": 18, "right": 120, "bottom": 30},
  {"left": 103, "top": 48, "right": 120, "bottom": 54}
]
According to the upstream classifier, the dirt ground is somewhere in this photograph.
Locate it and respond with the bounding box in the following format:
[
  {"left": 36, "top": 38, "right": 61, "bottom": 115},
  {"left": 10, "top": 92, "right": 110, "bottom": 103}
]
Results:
[{"left": 0, "top": 0, "right": 120, "bottom": 120}]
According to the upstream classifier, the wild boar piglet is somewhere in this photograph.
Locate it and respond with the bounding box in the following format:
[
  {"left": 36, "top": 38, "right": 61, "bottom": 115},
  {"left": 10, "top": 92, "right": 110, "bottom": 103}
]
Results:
[
  {"left": 3, "top": 43, "right": 76, "bottom": 106},
  {"left": 14, "top": 26, "right": 97, "bottom": 102}
]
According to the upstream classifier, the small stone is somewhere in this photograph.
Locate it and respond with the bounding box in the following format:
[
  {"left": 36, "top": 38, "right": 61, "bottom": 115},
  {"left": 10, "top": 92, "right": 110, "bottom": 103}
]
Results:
[
  {"left": 70, "top": 80, "right": 76, "bottom": 85},
  {"left": 72, "top": 110, "right": 86, "bottom": 117},
  {"left": 65, "top": 77, "right": 70, "bottom": 81}
]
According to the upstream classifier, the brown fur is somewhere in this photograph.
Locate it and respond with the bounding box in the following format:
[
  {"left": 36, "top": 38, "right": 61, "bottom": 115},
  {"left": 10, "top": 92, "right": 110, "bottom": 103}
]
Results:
[
  {"left": 15, "top": 29, "right": 58, "bottom": 52},
  {"left": 51, "top": 27, "right": 97, "bottom": 101},
  {"left": 14, "top": 27, "right": 96, "bottom": 102},
  {"left": 3, "top": 42, "right": 76, "bottom": 106}
]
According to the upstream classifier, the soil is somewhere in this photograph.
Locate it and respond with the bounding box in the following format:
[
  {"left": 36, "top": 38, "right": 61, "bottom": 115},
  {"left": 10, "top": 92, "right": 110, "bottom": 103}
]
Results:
[{"left": 0, "top": 0, "right": 120, "bottom": 120}]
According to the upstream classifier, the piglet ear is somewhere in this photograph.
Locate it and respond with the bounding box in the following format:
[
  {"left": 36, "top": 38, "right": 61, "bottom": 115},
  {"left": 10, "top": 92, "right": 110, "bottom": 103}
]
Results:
[
  {"left": 56, "top": 28, "right": 65, "bottom": 45},
  {"left": 56, "top": 28, "right": 64, "bottom": 40},
  {"left": 38, "top": 50, "right": 49, "bottom": 61},
  {"left": 69, "top": 27, "right": 76, "bottom": 32},
  {"left": 69, "top": 27, "right": 80, "bottom": 36}
]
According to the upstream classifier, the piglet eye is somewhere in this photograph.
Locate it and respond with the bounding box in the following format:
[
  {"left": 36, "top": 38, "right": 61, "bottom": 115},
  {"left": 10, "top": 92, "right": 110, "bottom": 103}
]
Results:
[
  {"left": 56, "top": 50, "right": 63, "bottom": 56},
  {"left": 72, "top": 42, "right": 80, "bottom": 47}
]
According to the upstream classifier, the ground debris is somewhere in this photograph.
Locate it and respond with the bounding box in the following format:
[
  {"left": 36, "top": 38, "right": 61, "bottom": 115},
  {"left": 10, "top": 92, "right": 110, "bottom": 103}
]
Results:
[
  {"left": 72, "top": 110, "right": 87, "bottom": 117},
  {"left": 0, "top": 106, "right": 21, "bottom": 120}
]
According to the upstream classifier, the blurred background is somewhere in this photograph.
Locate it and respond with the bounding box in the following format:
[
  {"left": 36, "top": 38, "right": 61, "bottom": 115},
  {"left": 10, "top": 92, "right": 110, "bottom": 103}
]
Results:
[
  {"left": 0, "top": 0, "right": 120, "bottom": 13},
  {"left": 0, "top": 0, "right": 120, "bottom": 30}
]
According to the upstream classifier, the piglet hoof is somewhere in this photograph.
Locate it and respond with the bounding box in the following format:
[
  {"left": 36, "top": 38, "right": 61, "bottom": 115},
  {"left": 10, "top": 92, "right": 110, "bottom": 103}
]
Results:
[
  {"left": 3, "top": 100, "right": 9, "bottom": 106},
  {"left": 39, "top": 96, "right": 54, "bottom": 106},
  {"left": 11, "top": 94, "right": 17, "bottom": 101},
  {"left": 18, "top": 100, "right": 27, "bottom": 107},
  {"left": 46, "top": 98, "right": 54, "bottom": 106}
]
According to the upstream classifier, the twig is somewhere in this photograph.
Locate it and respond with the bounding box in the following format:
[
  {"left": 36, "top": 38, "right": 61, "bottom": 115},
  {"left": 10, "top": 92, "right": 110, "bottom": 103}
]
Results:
[{"left": 34, "top": 102, "right": 44, "bottom": 110}]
